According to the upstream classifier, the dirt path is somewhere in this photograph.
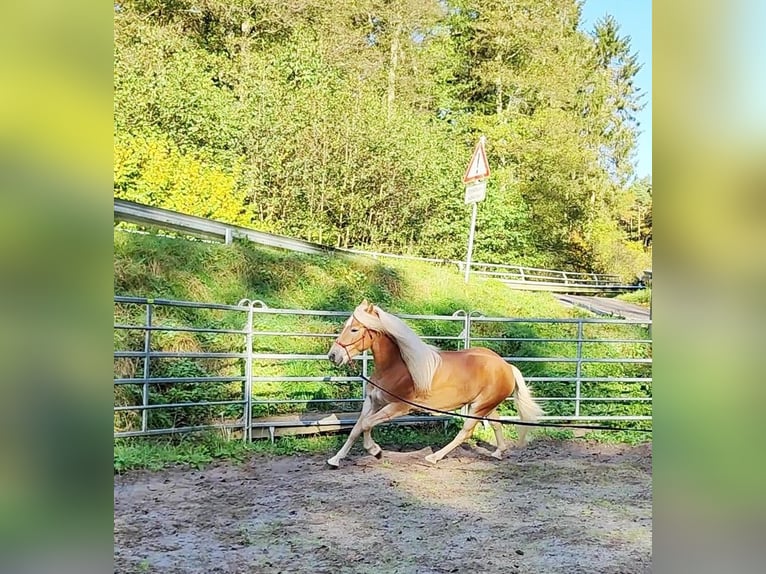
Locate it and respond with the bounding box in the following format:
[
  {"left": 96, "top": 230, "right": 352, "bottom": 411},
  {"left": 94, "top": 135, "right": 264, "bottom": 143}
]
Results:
[{"left": 114, "top": 438, "right": 651, "bottom": 574}]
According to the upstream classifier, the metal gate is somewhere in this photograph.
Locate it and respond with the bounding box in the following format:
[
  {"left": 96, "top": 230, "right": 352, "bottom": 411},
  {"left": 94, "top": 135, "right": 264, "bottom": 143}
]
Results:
[{"left": 114, "top": 297, "right": 652, "bottom": 439}]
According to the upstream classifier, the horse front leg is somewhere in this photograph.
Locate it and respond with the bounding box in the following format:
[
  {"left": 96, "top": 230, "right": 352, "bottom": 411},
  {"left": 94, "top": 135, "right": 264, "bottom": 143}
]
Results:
[
  {"left": 327, "top": 402, "right": 411, "bottom": 468},
  {"left": 362, "top": 429, "right": 382, "bottom": 458},
  {"left": 327, "top": 396, "right": 375, "bottom": 468},
  {"left": 362, "top": 392, "right": 385, "bottom": 458}
]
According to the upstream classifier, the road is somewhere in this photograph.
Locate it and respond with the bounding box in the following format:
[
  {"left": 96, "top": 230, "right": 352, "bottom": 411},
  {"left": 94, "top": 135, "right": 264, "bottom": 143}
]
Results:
[{"left": 554, "top": 294, "right": 651, "bottom": 322}]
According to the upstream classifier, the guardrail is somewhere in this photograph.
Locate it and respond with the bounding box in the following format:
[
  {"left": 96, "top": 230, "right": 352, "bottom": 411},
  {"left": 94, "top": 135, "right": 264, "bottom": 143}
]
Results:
[
  {"left": 113, "top": 297, "right": 652, "bottom": 440},
  {"left": 114, "top": 198, "right": 639, "bottom": 293},
  {"left": 114, "top": 198, "right": 333, "bottom": 255}
]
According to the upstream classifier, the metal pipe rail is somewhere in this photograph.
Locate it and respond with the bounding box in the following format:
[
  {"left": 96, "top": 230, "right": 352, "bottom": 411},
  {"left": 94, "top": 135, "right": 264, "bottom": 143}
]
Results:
[
  {"left": 114, "top": 199, "right": 638, "bottom": 292},
  {"left": 114, "top": 199, "right": 333, "bottom": 255},
  {"left": 113, "top": 296, "right": 652, "bottom": 440}
]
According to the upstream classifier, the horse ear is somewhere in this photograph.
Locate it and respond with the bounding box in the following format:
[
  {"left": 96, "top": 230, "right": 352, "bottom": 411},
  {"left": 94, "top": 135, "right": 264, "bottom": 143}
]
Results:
[
  {"left": 360, "top": 298, "right": 369, "bottom": 308},
  {"left": 366, "top": 302, "right": 376, "bottom": 314}
]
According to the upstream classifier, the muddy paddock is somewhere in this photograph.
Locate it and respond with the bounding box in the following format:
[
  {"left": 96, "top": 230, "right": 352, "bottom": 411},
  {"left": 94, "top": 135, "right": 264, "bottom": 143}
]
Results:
[{"left": 114, "top": 438, "right": 652, "bottom": 573}]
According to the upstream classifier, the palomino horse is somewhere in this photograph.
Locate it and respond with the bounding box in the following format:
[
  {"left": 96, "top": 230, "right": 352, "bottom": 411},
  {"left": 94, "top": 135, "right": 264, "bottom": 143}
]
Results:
[{"left": 326, "top": 300, "right": 544, "bottom": 467}]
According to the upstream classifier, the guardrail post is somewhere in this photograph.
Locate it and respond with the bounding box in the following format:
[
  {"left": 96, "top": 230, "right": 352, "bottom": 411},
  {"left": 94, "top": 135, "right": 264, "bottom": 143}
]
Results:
[
  {"left": 575, "top": 320, "right": 583, "bottom": 417},
  {"left": 244, "top": 303, "right": 254, "bottom": 442},
  {"left": 225, "top": 228, "right": 233, "bottom": 244},
  {"left": 141, "top": 302, "right": 153, "bottom": 433},
  {"left": 519, "top": 267, "right": 525, "bottom": 281}
]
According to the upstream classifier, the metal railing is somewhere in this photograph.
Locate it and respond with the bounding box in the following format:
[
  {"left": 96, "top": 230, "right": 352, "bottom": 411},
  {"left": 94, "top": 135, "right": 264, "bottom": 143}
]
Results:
[
  {"left": 114, "top": 199, "right": 638, "bottom": 293},
  {"left": 113, "top": 297, "right": 652, "bottom": 440}
]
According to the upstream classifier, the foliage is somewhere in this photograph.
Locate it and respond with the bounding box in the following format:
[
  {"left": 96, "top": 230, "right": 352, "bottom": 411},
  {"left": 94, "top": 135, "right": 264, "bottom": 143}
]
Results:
[
  {"left": 114, "top": 133, "right": 252, "bottom": 226},
  {"left": 616, "top": 288, "right": 651, "bottom": 308},
  {"left": 114, "top": 0, "right": 651, "bottom": 276}
]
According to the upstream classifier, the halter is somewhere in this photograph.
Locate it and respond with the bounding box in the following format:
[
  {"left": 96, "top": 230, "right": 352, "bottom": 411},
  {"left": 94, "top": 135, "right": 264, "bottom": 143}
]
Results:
[{"left": 335, "top": 314, "right": 375, "bottom": 363}]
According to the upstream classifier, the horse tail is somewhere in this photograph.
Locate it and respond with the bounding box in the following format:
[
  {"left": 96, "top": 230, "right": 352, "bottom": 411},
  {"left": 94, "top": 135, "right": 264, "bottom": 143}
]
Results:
[{"left": 510, "top": 364, "right": 544, "bottom": 446}]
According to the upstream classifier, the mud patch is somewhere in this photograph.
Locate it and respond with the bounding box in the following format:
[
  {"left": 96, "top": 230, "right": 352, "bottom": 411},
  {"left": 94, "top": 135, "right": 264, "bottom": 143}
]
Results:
[{"left": 114, "top": 438, "right": 651, "bottom": 573}]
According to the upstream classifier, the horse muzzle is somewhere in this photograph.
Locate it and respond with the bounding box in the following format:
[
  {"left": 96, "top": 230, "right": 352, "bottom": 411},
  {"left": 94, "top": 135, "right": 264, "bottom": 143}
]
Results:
[{"left": 327, "top": 344, "right": 348, "bottom": 366}]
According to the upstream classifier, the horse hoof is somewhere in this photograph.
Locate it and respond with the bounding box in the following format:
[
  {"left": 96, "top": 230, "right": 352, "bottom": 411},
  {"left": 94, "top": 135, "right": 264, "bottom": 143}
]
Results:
[
  {"left": 326, "top": 458, "right": 340, "bottom": 469},
  {"left": 368, "top": 445, "right": 382, "bottom": 459},
  {"left": 491, "top": 450, "right": 504, "bottom": 460},
  {"left": 424, "top": 454, "right": 439, "bottom": 465}
]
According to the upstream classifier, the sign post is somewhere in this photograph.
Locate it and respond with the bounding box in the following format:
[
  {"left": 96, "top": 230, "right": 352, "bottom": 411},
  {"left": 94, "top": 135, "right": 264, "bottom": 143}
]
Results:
[
  {"left": 464, "top": 202, "right": 479, "bottom": 284},
  {"left": 462, "top": 136, "right": 490, "bottom": 283}
]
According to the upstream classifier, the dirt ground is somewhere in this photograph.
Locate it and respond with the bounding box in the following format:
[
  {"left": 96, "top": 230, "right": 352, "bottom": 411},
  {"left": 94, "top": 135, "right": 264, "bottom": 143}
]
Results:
[{"left": 114, "top": 438, "right": 652, "bottom": 574}]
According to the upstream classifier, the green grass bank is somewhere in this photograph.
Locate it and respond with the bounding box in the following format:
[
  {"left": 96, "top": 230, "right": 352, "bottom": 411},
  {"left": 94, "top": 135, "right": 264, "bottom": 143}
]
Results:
[{"left": 114, "top": 231, "right": 651, "bottom": 471}]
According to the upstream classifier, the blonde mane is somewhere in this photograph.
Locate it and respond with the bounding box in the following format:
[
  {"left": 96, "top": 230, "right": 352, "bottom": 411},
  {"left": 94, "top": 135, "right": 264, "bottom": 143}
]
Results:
[{"left": 352, "top": 302, "right": 441, "bottom": 394}]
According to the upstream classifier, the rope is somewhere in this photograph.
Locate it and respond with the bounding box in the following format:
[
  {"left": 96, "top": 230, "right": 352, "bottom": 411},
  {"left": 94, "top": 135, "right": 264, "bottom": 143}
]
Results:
[{"left": 358, "top": 373, "right": 652, "bottom": 434}]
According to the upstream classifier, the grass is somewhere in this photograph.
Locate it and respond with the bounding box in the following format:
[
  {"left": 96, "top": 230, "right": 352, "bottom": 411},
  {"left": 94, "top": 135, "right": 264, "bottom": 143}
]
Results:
[
  {"left": 616, "top": 288, "right": 652, "bottom": 308},
  {"left": 114, "top": 229, "right": 580, "bottom": 317},
  {"left": 114, "top": 229, "right": 608, "bottom": 427},
  {"left": 113, "top": 424, "right": 460, "bottom": 472},
  {"left": 114, "top": 230, "right": 652, "bottom": 468},
  {"left": 114, "top": 422, "right": 651, "bottom": 473}
]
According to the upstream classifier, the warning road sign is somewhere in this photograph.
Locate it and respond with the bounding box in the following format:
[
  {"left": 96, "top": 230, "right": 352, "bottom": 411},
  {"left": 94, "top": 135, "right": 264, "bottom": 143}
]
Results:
[{"left": 462, "top": 136, "right": 490, "bottom": 183}]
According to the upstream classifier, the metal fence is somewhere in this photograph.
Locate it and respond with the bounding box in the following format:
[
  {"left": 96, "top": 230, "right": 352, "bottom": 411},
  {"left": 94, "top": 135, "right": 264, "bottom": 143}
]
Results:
[
  {"left": 114, "top": 297, "right": 652, "bottom": 440},
  {"left": 115, "top": 199, "right": 639, "bottom": 293}
]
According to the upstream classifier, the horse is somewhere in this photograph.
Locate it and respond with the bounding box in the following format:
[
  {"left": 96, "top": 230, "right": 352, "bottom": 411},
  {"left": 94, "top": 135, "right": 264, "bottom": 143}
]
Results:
[{"left": 326, "top": 300, "right": 544, "bottom": 467}]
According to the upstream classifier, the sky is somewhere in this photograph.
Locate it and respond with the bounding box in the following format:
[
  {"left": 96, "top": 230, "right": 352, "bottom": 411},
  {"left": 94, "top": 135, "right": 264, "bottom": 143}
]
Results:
[{"left": 580, "top": 0, "right": 652, "bottom": 180}]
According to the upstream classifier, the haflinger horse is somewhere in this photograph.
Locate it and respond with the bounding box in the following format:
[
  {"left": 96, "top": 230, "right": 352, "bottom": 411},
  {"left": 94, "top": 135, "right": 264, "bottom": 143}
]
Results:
[{"left": 326, "top": 300, "right": 544, "bottom": 467}]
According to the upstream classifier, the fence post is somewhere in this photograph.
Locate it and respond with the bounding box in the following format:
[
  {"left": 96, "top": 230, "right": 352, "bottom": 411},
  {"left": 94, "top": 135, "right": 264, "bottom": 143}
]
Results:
[
  {"left": 141, "top": 302, "right": 153, "bottom": 433},
  {"left": 362, "top": 349, "right": 369, "bottom": 399},
  {"left": 461, "top": 311, "right": 475, "bottom": 417},
  {"left": 463, "top": 313, "right": 471, "bottom": 350},
  {"left": 244, "top": 303, "right": 254, "bottom": 442},
  {"left": 575, "top": 320, "right": 583, "bottom": 417}
]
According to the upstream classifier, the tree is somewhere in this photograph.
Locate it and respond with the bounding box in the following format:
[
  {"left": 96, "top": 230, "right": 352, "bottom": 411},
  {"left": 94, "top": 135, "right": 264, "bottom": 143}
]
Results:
[{"left": 114, "top": 0, "right": 649, "bottom": 274}]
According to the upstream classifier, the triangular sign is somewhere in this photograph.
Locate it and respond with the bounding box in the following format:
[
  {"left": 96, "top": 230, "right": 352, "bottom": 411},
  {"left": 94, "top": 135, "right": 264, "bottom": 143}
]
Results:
[{"left": 462, "top": 137, "right": 490, "bottom": 184}]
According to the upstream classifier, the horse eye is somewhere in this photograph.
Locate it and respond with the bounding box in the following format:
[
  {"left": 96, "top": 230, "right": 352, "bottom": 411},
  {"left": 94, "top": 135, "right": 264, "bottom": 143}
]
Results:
[{"left": 350, "top": 328, "right": 359, "bottom": 333}]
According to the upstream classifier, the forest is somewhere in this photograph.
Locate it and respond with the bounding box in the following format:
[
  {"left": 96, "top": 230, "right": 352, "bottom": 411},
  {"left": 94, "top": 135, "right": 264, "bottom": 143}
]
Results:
[{"left": 114, "top": 0, "right": 652, "bottom": 278}]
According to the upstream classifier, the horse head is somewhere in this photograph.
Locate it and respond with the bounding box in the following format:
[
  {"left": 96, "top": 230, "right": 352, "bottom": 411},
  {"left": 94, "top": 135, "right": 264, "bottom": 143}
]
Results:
[{"left": 328, "top": 299, "right": 378, "bottom": 365}]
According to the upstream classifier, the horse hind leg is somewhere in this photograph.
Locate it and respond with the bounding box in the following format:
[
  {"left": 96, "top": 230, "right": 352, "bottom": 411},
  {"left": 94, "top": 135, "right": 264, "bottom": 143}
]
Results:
[
  {"left": 487, "top": 409, "right": 508, "bottom": 460},
  {"left": 425, "top": 407, "right": 483, "bottom": 465}
]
